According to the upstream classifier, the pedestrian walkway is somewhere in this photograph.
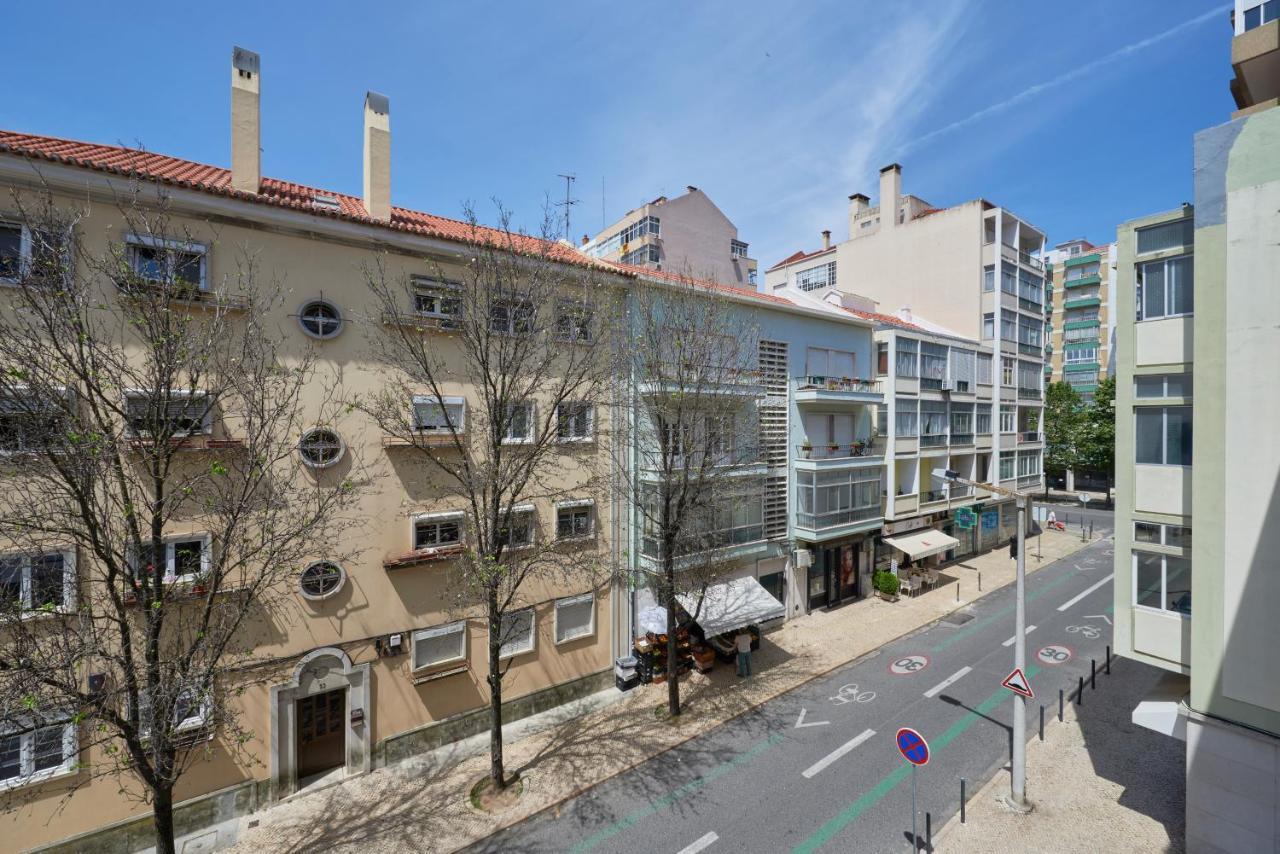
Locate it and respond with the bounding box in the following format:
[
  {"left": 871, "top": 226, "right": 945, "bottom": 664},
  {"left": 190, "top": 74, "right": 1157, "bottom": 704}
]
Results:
[
  {"left": 936, "top": 654, "right": 1184, "bottom": 853},
  {"left": 225, "top": 530, "right": 1100, "bottom": 854}
]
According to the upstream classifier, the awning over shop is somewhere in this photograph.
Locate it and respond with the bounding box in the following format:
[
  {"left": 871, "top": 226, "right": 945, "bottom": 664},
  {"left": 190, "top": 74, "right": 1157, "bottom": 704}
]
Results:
[
  {"left": 883, "top": 529, "right": 960, "bottom": 560},
  {"left": 678, "top": 576, "right": 785, "bottom": 638}
]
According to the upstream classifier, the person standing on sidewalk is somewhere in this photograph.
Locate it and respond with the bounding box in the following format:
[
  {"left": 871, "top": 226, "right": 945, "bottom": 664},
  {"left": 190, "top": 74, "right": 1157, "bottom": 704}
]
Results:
[{"left": 735, "top": 630, "right": 753, "bottom": 677}]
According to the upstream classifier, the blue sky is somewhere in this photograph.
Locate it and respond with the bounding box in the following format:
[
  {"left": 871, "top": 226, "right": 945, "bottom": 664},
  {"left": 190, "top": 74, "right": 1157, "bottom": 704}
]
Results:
[{"left": 3, "top": 0, "right": 1232, "bottom": 274}]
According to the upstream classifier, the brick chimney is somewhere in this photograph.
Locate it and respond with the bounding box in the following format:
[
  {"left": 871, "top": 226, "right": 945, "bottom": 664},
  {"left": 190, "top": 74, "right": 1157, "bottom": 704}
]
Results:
[
  {"left": 363, "top": 92, "right": 391, "bottom": 222},
  {"left": 879, "top": 164, "right": 902, "bottom": 230},
  {"left": 848, "top": 193, "right": 869, "bottom": 237},
  {"left": 230, "top": 46, "right": 260, "bottom": 194}
]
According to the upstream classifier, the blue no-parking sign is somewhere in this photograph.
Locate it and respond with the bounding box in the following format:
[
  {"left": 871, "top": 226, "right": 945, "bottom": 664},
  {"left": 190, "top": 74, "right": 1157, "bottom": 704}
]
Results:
[{"left": 895, "top": 727, "right": 930, "bottom": 766}]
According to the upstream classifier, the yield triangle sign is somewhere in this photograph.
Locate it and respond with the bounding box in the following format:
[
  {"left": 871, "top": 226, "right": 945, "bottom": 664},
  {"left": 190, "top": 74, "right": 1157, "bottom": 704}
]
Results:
[{"left": 1002, "top": 667, "right": 1034, "bottom": 699}]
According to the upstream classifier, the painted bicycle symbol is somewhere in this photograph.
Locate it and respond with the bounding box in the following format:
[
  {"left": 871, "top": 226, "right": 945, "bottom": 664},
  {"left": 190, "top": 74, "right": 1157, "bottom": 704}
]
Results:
[
  {"left": 1065, "top": 625, "right": 1101, "bottom": 640},
  {"left": 829, "top": 683, "right": 876, "bottom": 705}
]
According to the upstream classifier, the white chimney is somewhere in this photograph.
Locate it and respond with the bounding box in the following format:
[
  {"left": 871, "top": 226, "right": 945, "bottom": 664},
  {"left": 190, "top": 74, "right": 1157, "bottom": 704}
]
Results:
[
  {"left": 363, "top": 91, "right": 391, "bottom": 222},
  {"left": 230, "top": 47, "right": 260, "bottom": 194},
  {"left": 879, "top": 163, "right": 902, "bottom": 230},
  {"left": 848, "top": 193, "right": 869, "bottom": 237},
  {"left": 899, "top": 306, "right": 913, "bottom": 323},
  {"left": 821, "top": 229, "right": 831, "bottom": 250}
]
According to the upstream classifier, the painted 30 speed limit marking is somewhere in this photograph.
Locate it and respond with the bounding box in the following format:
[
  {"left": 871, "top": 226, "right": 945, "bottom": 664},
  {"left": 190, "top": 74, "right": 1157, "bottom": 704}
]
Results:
[
  {"left": 889, "top": 654, "right": 930, "bottom": 676},
  {"left": 1037, "top": 645, "right": 1073, "bottom": 665}
]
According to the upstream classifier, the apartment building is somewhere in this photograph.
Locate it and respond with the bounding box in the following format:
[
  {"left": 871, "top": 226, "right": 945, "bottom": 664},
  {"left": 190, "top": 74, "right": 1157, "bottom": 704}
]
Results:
[
  {"left": 1042, "top": 238, "right": 1117, "bottom": 398},
  {"left": 1114, "top": 7, "right": 1280, "bottom": 849},
  {"left": 581, "top": 186, "right": 759, "bottom": 289},
  {"left": 765, "top": 164, "right": 1046, "bottom": 562}
]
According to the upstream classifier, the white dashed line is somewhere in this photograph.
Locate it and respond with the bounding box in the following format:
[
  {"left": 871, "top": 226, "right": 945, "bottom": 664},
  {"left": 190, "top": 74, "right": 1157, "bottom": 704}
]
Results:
[
  {"left": 801, "top": 729, "right": 876, "bottom": 779},
  {"left": 677, "top": 832, "right": 719, "bottom": 854},
  {"left": 923, "top": 666, "right": 972, "bottom": 699},
  {"left": 1057, "top": 574, "right": 1114, "bottom": 612},
  {"left": 1002, "top": 625, "right": 1038, "bottom": 647}
]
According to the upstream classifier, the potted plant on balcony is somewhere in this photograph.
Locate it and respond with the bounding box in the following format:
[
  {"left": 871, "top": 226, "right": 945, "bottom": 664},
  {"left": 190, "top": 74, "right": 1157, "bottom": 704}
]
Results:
[
  {"left": 853, "top": 440, "right": 865, "bottom": 457},
  {"left": 800, "top": 440, "right": 812, "bottom": 459},
  {"left": 827, "top": 442, "right": 839, "bottom": 456}
]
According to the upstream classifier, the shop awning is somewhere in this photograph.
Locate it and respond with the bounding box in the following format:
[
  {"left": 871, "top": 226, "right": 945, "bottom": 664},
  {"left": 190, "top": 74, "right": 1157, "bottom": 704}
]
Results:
[
  {"left": 679, "top": 576, "right": 785, "bottom": 638},
  {"left": 883, "top": 529, "right": 960, "bottom": 560}
]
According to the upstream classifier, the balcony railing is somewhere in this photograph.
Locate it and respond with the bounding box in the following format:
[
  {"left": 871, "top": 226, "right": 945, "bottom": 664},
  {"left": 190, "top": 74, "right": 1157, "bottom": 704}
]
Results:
[
  {"left": 1019, "top": 431, "right": 1040, "bottom": 443},
  {"left": 795, "top": 504, "right": 880, "bottom": 531},
  {"left": 949, "top": 433, "right": 975, "bottom": 446},
  {"left": 797, "top": 376, "right": 882, "bottom": 395},
  {"left": 796, "top": 442, "right": 880, "bottom": 460},
  {"left": 1018, "top": 342, "right": 1042, "bottom": 356},
  {"left": 950, "top": 484, "right": 973, "bottom": 498},
  {"left": 1017, "top": 474, "right": 1043, "bottom": 488},
  {"left": 921, "top": 490, "right": 948, "bottom": 504},
  {"left": 1017, "top": 386, "right": 1042, "bottom": 401},
  {"left": 920, "top": 434, "right": 948, "bottom": 448}
]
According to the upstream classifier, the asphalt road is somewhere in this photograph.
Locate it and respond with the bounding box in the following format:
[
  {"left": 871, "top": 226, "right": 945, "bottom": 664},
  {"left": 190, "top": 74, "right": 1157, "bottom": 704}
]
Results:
[{"left": 467, "top": 536, "right": 1117, "bottom": 854}]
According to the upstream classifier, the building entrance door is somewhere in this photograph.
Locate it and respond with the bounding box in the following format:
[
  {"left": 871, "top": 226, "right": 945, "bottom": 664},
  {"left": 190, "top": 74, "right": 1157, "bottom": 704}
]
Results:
[{"left": 296, "top": 688, "right": 345, "bottom": 781}]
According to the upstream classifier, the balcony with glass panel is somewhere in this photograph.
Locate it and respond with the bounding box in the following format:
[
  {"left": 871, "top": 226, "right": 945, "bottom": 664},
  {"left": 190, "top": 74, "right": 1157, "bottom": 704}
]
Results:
[{"left": 794, "top": 469, "right": 882, "bottom": 541}]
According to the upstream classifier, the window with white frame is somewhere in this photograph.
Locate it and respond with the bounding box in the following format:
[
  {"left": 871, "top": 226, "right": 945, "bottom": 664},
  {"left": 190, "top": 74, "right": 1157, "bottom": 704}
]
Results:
[
  {"left": 124, "top": 391, "right": 213, "bottom": 438},
  {"left": 999, "top": 455, "right": 1015, "bottom": 480},
  {"left": 1243, "top": 0, "right": 1280, "bottom": 30},
  {"left": 999, "top": 405, "right": 1016, "bottom": 433},
  {"left": 1065, "top": 262, "right": 1100, "bottom": 280},
  {"left": 919, "top": 342, "right": 947, "bottom": 389},
  {"left": 556, "top": 502, "right": 594, "bottom": 540},
  {"left": 1065, "top": 346, "right": 1098, "bottom": 364},
  {"left": 133, "top": 535, "right": 210, "bottom": 584},
  {"left": 895, "top": 338, "right": 918, "bottom": 378},
  {"left": 620, "top": 244, "right": 660, "bottom": 266},
  {"left": 1135, "top": 406, "right": 1192, "bottom": 466},
  {"left": 1135, "top": 373, "right": 1192, "bottom": 399},
  {"left": 1134, "top": 552, "right": 1192, "bottom": 615},
  {"left": 976, "top": 353, "right": 993, "bottom": 385},
  {"left": 503, "top": 402, "right": 535, "bottom": 444},
  {"left": 950, "top": 349, "right": 975, "bottom": 392},
  {"left": 0, "top": 390, "right": 63, "bottom": 454},
  {"left": 412, "top": 620, "right": 467, "bottom": 670},
  {"left": 982, "top": 313, "right": 994, "bottom": 340},
  {"left": 556, "top": 403, "right": 593, "bottom": 441},
  {"left": 1134, "top": 521, "right": 1191, "bottom": 549},
  {"left": 496, "top": 607, "right": 535, "bottom": 658},
  {"left": 730, "top": 240, "right": 749, "bottom": 259},
  {"left": 496, "top": 508, "right": 535, "bottom": 549},
  {"left": 138, "top": 686, "right": 212, "bottom": 740},
  {"left": 0, "top": 221, "right": 66, "bottom": 286},
  {"left": 795, "top": 261, "right": 836, "bottom": 292},
  {"left": 1137, "top": 255, "right": 1193, "bottom": 320},
  {"left": 414, "top": 512, "right": 463, "bottom": 550},
  {"left": 489, "top": 299, "right": 535, "bottom": 335},
  {"left": 411, "top": 276, "right": 462, "bottom": 328},
  {"left": 554, "top": 593, "right": 595, "bottom": 643},
  {"left": 412, "top": 395, "right": 465, "bottom": 434},
  {"left": 982, "top": 266, "right": 994, "bottom": 292},
  {"left": 0, "top": 550, "right": 73, "bottom": 612},
  {"left": 1001, "top": 357, "right": 1014, "bottom": 387},
  {"left": 895, "top": 397, "right": 918, "bottom": 437},
  {"left": 919, "top": 400, "right": 947, "bottom": 440},
  {"left": 556, "top": 301, "right": 595, "bottom": 342},
  {"left": 125, "top": 235, "right": 207, "bottom": 291},
  {"left": 1017, "top": 450, "right": 1040, "bottom": 477},
  {"left": 975, "top": 403, "right": 992, "bottom": 435},
  {"left": 0, "top": 717, "right": 76, "bottom": 785}
]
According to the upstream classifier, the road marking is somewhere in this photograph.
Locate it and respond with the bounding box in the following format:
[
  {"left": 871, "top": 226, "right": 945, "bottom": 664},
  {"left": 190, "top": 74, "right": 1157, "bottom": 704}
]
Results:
[
  {"left": 923, "top": 666, "right": 972, "bottom": 698},
  {"left": 801, "top": 729, "right": 876, "bottom": 779},
  {"left": 1056, "top": 574, "right": 1114, "bottom": 612},
  {"left": 1001, "top": 625, "right": 1037, "bottom": 647},
  {"left": 1083, "top": 614, "right": 1112, "bottom": 625},
  {"left": 795, "top": 708, "right": 829, "bottom": 728},
  {"left": 931, "top": 572, "right": 1079, "bottom": 653},
  {"left": 677, "top": 832, "right": 719, "bottom": 854}
]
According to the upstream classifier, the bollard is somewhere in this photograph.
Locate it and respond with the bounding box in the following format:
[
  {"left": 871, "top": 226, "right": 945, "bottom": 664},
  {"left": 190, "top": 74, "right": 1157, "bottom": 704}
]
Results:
[
  {"left": 961, "top": 778, "right": 966, "bottom": 824},
  {"left": 926, "top": 812, "right": 932, "bottom": 851},
  {"left": 1078, "top": 675, "right": 1084, "bottom": 704},
  {"left": 978, "top": 571, "right": 982, "bottom": 592},
  {"left": 1089, "top": 521, "right": 1094, "bottom": 539},
  {"left": 1106, "top": 645, "right": 1111, "bottom": 675},
  {"left": 956, "top": 582, "right": 959, "bottom": 603},
  {"left": 1059, "top": 688, "right": 1064, "bottom": 721},
  {"left": 1039, "top": 704, "right": 1044, "bottom": 741},
  {"left": 1091, "top": 658, "right": 1096, "bottom": 690}
]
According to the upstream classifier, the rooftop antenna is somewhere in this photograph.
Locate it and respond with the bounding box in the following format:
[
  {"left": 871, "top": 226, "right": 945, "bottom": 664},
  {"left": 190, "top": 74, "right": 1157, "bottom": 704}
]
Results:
[{"left": 556, "top": 173, "right": 578, "bottom": 242}]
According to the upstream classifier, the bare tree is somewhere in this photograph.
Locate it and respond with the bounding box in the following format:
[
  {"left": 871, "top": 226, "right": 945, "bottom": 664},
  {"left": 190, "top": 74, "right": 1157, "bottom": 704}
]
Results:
[
  {"left": 616, "top": 274, "right": 764, "bottom": 717},
  {"left": 0, "top": 187, "right": 359, "bottom": 853},
  {"left": 358, "top": 207, "right": 615, "bottom": 790}
]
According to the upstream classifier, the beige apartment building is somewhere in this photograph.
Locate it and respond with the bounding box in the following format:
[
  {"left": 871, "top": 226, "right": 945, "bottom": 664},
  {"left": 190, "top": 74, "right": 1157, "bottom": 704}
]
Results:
[
  {"left": 581, "top": 186, "right": 759, "bottom": 289},
  {"left": 1114, "top": 6, "right": 1280, "bottom": 849},
  {"left": 1042, "top": 238, "right": 1116, "bottom": 399},
  {"left": 0, "top": 50, "right": 620, "bottom": 851}
]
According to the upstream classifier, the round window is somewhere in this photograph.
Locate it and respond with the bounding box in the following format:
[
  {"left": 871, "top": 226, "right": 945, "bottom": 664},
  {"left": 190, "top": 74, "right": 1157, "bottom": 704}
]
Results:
[
  {"left": 298, "top": 427, "right": 345, "bottom": 468},
  {"left": 298, "top": 300, "right": 343, "bottom": 339},
  {"left": 299, "top": 561, "right": 345, "bottom": 601}
]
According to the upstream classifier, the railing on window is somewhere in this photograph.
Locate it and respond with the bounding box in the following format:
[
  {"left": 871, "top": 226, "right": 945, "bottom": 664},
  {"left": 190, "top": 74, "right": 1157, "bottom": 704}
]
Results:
[
  {"left": 641, "top": 523, "right": 765, "bottom": 559},
  {"left": 950, "top": 483, "right": 973, "bottom": 498},
  {"left": 1017, "top": 474, "right": 1042, "bottom": 488},
  {"left": 795, "top": 504, "right": 880, "bottom": 530},
  {"left": 796, "top": 442, "right": 881, "bottom": 460},
  {"left": 920, "top": 434, "right": 948, "bottom": 448},
  {"left": 1017, "top": 386, "right": 1042, "bottom": 400},
  {"left": 797, "top": 376, "right": 882, "bottom": 394},
  {"left": 1018, "top": 343, "right": 1042, "bottom": 357},
  {"left": 1019, "top": 431, "right": 1040, "bottom": 443},
  {"left": 949, "top": 433, "right": 975, "bottom": 446},
  {"left": 1021, "top": 251, "right": 1043, "bottom": 271},
  {"left": 922, "top": 490, "right": 948, "bottom": 504}
]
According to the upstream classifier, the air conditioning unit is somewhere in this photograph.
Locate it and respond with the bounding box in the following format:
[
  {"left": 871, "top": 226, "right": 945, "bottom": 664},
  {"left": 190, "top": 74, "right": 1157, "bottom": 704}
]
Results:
[
  {"left": 940, "top": 380, "right": 956, "bottom": 392},
  {"left": 795, "top": 549, "right": 813, "bottom": 569}
]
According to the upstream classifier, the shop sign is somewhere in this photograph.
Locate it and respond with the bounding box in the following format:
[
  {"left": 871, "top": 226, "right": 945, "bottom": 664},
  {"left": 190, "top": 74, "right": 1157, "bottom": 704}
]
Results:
[{"left": 882, "top": 516, "right": 932, "bottom": 537}]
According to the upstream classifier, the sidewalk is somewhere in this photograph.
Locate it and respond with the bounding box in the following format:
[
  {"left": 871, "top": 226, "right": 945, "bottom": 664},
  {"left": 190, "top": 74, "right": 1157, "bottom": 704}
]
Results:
[
  {"left": 226, "top": 530, "right": 1099, "bottom": 854},
  {"left": 935, "top": 654, "right": 1184, "bottom": 853}
]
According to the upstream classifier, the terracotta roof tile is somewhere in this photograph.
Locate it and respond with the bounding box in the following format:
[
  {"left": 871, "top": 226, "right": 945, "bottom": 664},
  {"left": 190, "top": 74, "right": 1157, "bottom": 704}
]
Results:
[
  {"left": 610, "top": 262, "right": 794, "bottom": 306},
  {"left": 840, "top": 307, "right": 927, "bottom": 331},
  {"left": 765, "top": 245, "right": 836, "bottom": 273}
]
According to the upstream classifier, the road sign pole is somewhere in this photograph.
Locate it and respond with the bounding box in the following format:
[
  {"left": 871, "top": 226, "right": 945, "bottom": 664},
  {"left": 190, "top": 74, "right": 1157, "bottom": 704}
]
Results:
[
  {"left": 911, "top": 763, "right": 917, "bottom": 852},
  {"left": 1011, "top": 496, "right": 1029, "bottom": 809}
]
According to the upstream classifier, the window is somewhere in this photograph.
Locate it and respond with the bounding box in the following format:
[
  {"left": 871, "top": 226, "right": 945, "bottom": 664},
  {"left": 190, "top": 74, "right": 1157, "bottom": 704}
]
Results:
[
  {"left": 895, "top": 338, "right": 918, "bottom": 378},
  {"left": 950, "top": 349, "right": 975, "bottom": 392},
  {"left": 496, "top": 508, "right": 535, "bottom": 549},
  {"left": 1243, "top": 0, "right": 1280, "bottom": 29},
  {"left": 556, "top": 301, "right": 595, "bottom": 342},
  {"left": 0, "top": 718, "right": 76, "bottom": 785},
  {"left": 496, "top": 607, "right": 535, "bottom": 658},
  {"left": 412, "top": 620, "right": 467, "bottom": 670},
  {"left": 875, "top": 405, "right": 887, "bottom": 436},
  {"left": 795, "top": 261, "right": 837, "bottom": 292},
  {"left": 414, "top": 513, "right": 463, "bottom": 550},
  {"left": 920, "top": 400, "right": 947, "bottom": 443},
  {"left": 730, "top": 240, "right": 749, "bottom": 259},
  {"left": 134, "top": 535, "right": 210, "bottom": 584},
  {"left": 0, "top": 551, "right": 73, "bottom": 612},
  {"left": 1064, "top": 326, "right": 1099, "bottom": 343},
  {"left": 1017, "top": 360, "right": 1041, "bottom": 393},
  {"left": 1135, "top": 406, "right": 1192, "bottom": 466},
  {"left": 1065, "top": 262, "right": 1100, "bottom": 281},
  {"left": 805, "top": 347, "right": 855, "bottom": 379},
  {"left": 0, "top": 390, "right": 63, "bottom": 454},
  {"left": 1017, "top": 450, "right": 1040, "bottom": 477},
  {"left": 1136, "top": 219, "right": 1193, "bottom": 255},
  {"left": 977, "top": 353, "right": 993, "bottom": 385},
  {"left": 412, "top": 395, "right": 465, "bottom": 434},
  {"left": 950, "top": 403, "right": 973, "bottom": 437},
  {"left": 620, "top": 216, "right": 660, "bottom": 245},
  {"left": 1137, "top": 255, "right": 1193, "bottom": 320},
  {"left": 298, "top": 427, "right": 345, "bottom": 468},
  {"left": 0, "top": 221, "right": 65, "bottom": 286},
  {"left": 298, "top": 561, "right": 345, "bottom": 601},
  {"left": 1065, "top": 346, "right": 1098, "bottom": 364},
  {"left": 982, "top": 313, "right": 994, "bottom": 339},
  {"left": 748, "top": 269, "right": 758, "bottom": 287},
  {"left": 620, "top": 244, "right": 660, "bottom": 265},
  {"left": 124, "top": 391, "right": 212, "bottom": 438},
  {"left": 975, "top": 403, "right": 992, "bottom": 435},
  {"left": 999, "top": 456, "right": 1015, "bottom": 480},
  {"left": 556, "top": 502, "right": 594, "bottom": 540},
  {"left": 554, "top": 593, "right": 596, "bottom": 643},
  {"left": 1134, "top": 553, "right": 1192, "bottom": 615},
  {"left": 297, "top": 300, "right": 343, "bottom": 339},
  {"left": 556, "top": 403, "right": 593, "bottom": 441},
  {"left": 919, "top": 343, "right": 947, "bottom": 389},
  {"left": 490, "top": 299, "right": 535, "bottom": 335},
  {"left": 876, "top": 343, "right": 888, "bottom": 376},
  {"left": 1135, "top": 374, "right": 1192, "bottom": 399},
  {"left": 895, "top": 397, "right": 918, "bottom": 438},
  {"left": 125, "top": 235, "right": 207, "bottom": 291},
  {"left": 503, "top": 403, "right": 535, "bottom": 444},
  {"left": 983, "top": 266, "right": 994, "bottom": 292},
  {"left": 412, "top": 276, "right": 462, "bottom": 328},
  {"left": 999, "top": 405, "right": 1016, "bottom": 434},
  {"left": 1134, "top": 521, "right": 1191, "bottom": 549},
  {"left": 138, "top": 686, "right": 212, "bottom": 741}
]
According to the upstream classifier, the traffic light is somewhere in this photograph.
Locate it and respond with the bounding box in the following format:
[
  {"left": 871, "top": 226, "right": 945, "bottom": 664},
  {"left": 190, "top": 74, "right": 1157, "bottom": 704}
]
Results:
[{"left": 1009, "top": 537, "right": 1019, "bottom": 559}]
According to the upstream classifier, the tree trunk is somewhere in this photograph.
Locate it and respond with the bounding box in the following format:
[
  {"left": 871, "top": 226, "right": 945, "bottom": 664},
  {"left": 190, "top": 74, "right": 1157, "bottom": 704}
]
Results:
[
  {"left": 488, "top": 591, "right": 506, "bottom": 789},
  {"left": 153, "top": 785, "right": 177, "bottom": 854},
  {"left": 665, "top": 558, "right": 680, "bottom": 717}
]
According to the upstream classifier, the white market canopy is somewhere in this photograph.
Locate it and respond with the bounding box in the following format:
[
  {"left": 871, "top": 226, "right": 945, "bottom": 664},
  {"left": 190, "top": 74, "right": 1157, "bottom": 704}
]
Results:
[
  {"left": 883, "top": 529, "right": 960, "bottom": 561},
  {"left": 679, "top": 576, "right": 785, "bottom": 638}
]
